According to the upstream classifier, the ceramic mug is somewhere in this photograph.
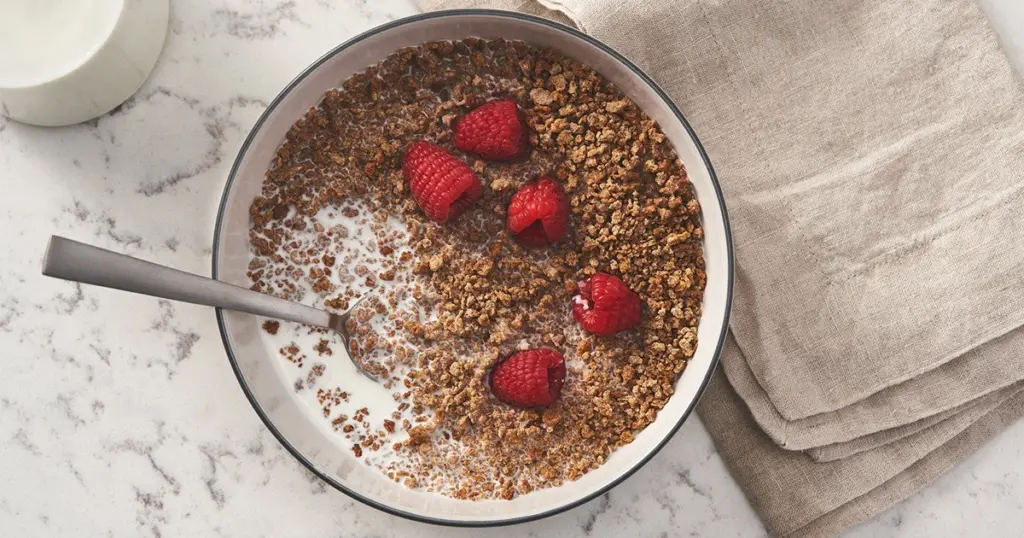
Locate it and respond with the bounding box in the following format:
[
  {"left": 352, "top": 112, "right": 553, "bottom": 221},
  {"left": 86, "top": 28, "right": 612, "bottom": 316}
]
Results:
[{"left": 0, "top": 0, "right": 169, "bottom": 127}]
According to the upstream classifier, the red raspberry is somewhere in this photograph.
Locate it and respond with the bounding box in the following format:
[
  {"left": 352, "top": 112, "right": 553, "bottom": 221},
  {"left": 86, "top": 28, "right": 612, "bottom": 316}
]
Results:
[
  {"left": 402, "top": 141, "right": 483, "bottom": 222},
  {"left": 572, "top": 272, "right": 642, "bottom": 335},
  {"left": 489, "top": 349, "right": 566, "bottom": 409},
  {"left": 454, "top": 99, "right": 529, "bottom": 161},
  {"left": 506, "top": 176, "right": 570, "bottom": 247}
]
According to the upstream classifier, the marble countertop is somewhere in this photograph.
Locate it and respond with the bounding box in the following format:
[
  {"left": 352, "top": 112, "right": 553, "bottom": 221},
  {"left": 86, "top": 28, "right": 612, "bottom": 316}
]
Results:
[{"left": 1, "top": 1, "right": 1022, "bottom": 536}]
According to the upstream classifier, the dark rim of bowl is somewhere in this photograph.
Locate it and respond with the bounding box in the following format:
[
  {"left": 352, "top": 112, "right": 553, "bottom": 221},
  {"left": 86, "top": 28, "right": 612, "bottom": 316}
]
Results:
[{"left": 213, "top": 8, "right": 734, "bottom": 528}]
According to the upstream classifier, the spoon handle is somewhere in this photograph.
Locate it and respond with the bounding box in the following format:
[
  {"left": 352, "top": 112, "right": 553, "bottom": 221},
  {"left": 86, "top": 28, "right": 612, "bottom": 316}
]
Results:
[{"left": 41, "top": 236, "right": 332, "bottom": 328}]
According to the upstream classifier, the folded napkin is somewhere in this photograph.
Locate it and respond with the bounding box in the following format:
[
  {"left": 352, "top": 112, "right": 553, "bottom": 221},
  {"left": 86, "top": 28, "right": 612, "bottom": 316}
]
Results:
[
  {"left": 701, "top": 365, "right": 1024, "bottom": 537},
  {"left": 418, "top": 0, "right": 1024, "bottom": 535},
  {"left": 808, "top": 379, "right": 1022, "bottom": 462},
  {"left": 724, "top": 328, "right": 1024, "bottom": 452}
]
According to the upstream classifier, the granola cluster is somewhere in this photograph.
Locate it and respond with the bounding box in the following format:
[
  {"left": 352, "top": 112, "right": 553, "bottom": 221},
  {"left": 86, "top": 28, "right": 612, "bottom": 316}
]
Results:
[{"left": 246, "top": 38, "right": 705, "bottom": 499}]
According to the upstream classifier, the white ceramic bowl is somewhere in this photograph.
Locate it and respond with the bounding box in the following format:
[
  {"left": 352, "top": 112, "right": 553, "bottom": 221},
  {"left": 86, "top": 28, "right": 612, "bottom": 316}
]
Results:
[{"left": 213, "top": 9, "right": 733, "bottom": 526}]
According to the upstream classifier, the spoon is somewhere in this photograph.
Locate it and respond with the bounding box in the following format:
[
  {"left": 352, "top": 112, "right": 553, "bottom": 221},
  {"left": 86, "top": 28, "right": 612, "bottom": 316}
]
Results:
[{"left": 41, "top": 235, "right": 377, "bottom": 381}]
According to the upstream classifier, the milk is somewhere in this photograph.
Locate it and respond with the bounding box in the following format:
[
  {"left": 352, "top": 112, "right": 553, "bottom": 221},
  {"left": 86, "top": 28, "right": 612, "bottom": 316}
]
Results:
[
  {"left": 253, "top": 200, "right": 431, "bottom": 468},
  {"left": 0, "top": 0, "right": 123, "bottom": 87}
]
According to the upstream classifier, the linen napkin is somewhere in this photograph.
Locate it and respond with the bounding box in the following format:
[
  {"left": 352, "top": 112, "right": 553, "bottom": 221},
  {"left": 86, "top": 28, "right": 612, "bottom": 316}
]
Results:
[
  {"left": 723, "top": 327, "right": 1024, "bottom": 452},
  {"left": 700, "top": 363, "right": 1024, "bottom": 538},
  {"left": 673, "top": 0, "right": 1024, "bottom": 424},
  {"left": 417, "top": 0, "right": 1024, "bottom": 535},
  {"left": 807, "top": 380, "right": 1022, "bottom": 462}
]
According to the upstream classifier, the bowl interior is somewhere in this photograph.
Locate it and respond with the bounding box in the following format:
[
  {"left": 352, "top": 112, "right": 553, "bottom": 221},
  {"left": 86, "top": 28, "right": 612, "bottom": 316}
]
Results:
[{"left": 214, "top": 11, "right": 730, "bottom": 524}]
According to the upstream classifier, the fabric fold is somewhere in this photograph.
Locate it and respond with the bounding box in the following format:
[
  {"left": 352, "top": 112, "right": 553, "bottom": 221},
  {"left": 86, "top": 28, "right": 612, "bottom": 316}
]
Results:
[
  {"left": 698, "top": 368, "right": 1024, "bottom": 537},
  {"left": 722, "top": 329, "right": 1024, "bottom": 450},
  {"left": 807, "top": 381, "right": 1022, "bottom": 462}
]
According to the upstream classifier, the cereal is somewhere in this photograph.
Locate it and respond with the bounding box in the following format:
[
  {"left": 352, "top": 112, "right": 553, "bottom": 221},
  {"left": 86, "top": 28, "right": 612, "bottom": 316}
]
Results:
[{"left": 247, "top": 39, "right": 705, "bottom": 499}]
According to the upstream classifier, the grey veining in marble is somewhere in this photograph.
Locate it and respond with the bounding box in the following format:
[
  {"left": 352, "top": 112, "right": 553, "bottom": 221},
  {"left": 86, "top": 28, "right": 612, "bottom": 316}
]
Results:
[{"left": 1, "top": 0, "right": 1022, "bottom": 536}]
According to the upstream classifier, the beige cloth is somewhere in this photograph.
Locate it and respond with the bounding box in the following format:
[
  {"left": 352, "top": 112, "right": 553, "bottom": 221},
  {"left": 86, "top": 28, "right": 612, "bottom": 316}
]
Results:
[
  {"left": 699, "top": 369, "right": 1024, "bottom": 537},
  {"left": 676, "top": 0, "right": 1024, "bottom": 422},
  {"left": 808, "top": 380, "right": 1022, "bottom": 462},
  {"left": 724, "top": 328, "right": 1024, "bottom": 450},
  {"left": 418, "top": 0, "right": 1024, "bottom": 535}
]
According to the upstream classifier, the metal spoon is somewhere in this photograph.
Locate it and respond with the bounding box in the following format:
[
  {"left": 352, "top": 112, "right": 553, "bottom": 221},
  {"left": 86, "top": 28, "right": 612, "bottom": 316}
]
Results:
[{"left": 41, "top": 235, "right": 376, "bottom": 381}]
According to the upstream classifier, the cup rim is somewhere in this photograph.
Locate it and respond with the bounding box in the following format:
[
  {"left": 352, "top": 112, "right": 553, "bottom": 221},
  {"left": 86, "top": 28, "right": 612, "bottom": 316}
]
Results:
[{"left": 212, "top": 8, "right": 734, "bottom": 527}]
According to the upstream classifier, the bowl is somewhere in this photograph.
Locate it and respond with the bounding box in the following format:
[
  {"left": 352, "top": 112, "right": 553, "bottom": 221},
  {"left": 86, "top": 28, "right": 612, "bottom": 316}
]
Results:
[{"left": 213, "top": 9, "right": 733, "bottom": 527}]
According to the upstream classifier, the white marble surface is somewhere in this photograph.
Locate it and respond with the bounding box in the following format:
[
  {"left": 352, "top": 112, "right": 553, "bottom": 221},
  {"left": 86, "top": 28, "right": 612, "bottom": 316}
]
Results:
[{"left": 1, "top": 1, "right": 1022, "bottom": 536}]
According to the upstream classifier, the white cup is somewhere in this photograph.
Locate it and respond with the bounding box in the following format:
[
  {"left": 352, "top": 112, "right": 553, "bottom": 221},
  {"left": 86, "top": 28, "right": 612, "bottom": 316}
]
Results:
[{"left": 0, "top": 0, "right": 169, "bottom": 127}]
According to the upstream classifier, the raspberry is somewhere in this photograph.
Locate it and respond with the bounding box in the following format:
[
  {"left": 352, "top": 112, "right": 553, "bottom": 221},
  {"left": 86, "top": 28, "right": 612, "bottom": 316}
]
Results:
[
  {"left": 572, "top": 272, "right": 642, "bottom": 335},
  {"left": 506, "top": 176, "right": 570, "bottom": 247},
  {"left": 489, "top": 349, "right": 566, "bottom": 409},
  {"left": 453, "top": 98, "right": 529, "bottom": 161},
  {"left": 403, "top": 141, "right": 483, "bottom": 222}
]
